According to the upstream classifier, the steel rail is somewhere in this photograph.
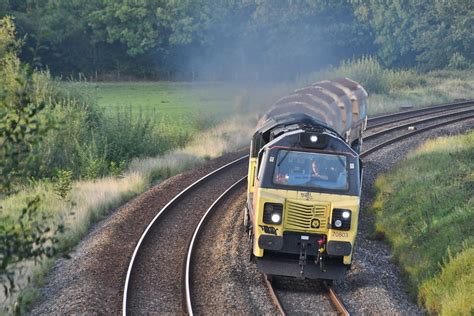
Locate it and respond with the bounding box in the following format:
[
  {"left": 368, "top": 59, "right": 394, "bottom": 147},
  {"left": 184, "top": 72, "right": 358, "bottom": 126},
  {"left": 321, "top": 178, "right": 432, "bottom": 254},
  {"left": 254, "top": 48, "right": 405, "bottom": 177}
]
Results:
[
  {"left": 367, "top": 99, "right": 474, "bottom": 126},
  {"left": 361, "top": 113, "right": 474, "bottom": 158},
  {"left": 263, "top": 275, "right": 286, "bottom": 316},
  {"left": 324, "top": 283, "right": 350, "bottom": 316},
  {"left": 122, "top": 155, "right": 248, "bottom": 316},
  {"left": 367, "top": 101, "right": 474, "bottom": 130},
  {"left": 364, "top": 107, "right": 474, "bottom": 141},
  {"left": 183, "top": 176, "right": 247, "bottom": 315}
]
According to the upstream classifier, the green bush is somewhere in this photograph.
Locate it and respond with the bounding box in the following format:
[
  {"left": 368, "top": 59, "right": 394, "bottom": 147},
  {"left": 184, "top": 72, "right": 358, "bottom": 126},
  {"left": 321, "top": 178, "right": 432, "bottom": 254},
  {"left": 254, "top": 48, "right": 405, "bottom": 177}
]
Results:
[
  {"left": 0, "top": 16, "right": 62, "bottom": 313},
  {"left": 307, "top": 56, "right": 426, "bottom": 95},
  {"left": 337, "top": 56, "right": 388, "bottom": 93},
  {"left": 53, "top": 170, "right": 73, "bottom": 200},
  {"left": 448, "top": 53, "right": 472, "bottom": 70},
  {"left": 13, "top": 75, "right": 193, "bottom": 182},
  {"left": 109, "top": 160, "right": 126, "bottom": 177},
  {"left": 384, "top": 68, "right": 426, "bottom": 91},
  {"left": 99, "top": 109, "right": 191, "bottom": 164}
]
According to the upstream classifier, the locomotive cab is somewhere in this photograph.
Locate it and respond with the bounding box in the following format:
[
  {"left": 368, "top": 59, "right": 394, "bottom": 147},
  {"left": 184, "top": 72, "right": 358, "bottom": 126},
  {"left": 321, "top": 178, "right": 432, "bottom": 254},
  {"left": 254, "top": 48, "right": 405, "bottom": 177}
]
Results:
[{"left": 246, "top": 127, "right": 361, "bottom": 280}]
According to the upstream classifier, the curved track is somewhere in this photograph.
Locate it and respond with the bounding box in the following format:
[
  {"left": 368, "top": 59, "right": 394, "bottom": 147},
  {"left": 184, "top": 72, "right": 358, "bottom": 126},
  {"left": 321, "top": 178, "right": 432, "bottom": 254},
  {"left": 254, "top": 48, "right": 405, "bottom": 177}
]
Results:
[
  {"left": 183, "top": 177, "right": 247, "bottom": 315},
  {"left": 122, "top": 156, "right": 248, "bottom": 315},
  {"left": 123, "top": 100, "right": 474, "bottom": 315}
]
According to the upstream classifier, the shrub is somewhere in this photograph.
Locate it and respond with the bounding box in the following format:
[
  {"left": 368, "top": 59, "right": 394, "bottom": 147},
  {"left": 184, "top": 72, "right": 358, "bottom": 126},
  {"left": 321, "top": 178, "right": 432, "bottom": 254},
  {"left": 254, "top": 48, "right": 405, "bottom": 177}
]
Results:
[
  {"left": 306, "top": 56, "right": 426, "bottom": 95},
  {"left": 384, "top": 68, "right": 426, "bottom": 91},
  {"left": 0, "top": 17, "right": 61, "bottom": 313},
  {"left": 337, "top": 56, "right": 388, "bottom": 93},
  {"left": 448, "top": 52, "right": 472, "bottom": 70},
  {"left": 26, "top": 81, "right": 193, "bottom": 181},
  {"left": 53, "top": 170, "right": 73, "bottom": 200},
  {"left": 109, "top": 160, "right": 126, "bottom": 177}
]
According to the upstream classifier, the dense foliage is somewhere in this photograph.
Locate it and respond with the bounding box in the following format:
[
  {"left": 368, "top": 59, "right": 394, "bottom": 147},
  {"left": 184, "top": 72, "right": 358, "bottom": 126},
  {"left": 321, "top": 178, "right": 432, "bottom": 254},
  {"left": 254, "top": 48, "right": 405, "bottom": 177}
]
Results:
[
  {"left": 2, "top": 0, "right": 470, "bottom": 80},
  {"left": 353, "top": 0, "right": 473, "bottom": 70},
  {"left": 0, "top": 16, "right": 192, "bottom": 312},
  {"left": 0, "top": 16, "right": 60, "bottom": 313}
]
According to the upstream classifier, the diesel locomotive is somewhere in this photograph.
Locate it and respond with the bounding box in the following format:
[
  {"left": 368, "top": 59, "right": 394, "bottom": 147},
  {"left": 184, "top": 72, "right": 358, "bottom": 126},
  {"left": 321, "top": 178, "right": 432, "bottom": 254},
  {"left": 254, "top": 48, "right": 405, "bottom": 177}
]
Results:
[{"left": 244, "top": 78, "right": 368, "bottom": 280}]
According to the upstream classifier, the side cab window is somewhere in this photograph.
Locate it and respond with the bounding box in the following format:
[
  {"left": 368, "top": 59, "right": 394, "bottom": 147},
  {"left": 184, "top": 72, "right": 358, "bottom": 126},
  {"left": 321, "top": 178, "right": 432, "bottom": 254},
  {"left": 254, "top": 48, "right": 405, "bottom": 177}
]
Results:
[
  {"left": 257, "top": 149, "right": 268, "bottom": 180},
  {"left": 359, "top": 99, "right": 367, "bottom": 119}
]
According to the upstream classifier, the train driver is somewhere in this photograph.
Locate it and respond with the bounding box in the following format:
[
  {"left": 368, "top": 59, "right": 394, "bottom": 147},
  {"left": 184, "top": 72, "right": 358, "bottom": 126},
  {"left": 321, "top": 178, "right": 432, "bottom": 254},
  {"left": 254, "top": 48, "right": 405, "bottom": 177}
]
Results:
[{"left": 311, "top": 159, "right": 329, "bottom": 181}]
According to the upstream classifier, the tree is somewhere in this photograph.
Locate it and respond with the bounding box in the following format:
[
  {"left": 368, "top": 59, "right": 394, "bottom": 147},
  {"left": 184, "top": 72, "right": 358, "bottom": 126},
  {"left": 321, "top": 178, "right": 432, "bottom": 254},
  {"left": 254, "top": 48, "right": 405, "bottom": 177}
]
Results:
[
  {"left": 0, "top": 17, "right": 60, "bottom": 313},
  {"left": 353, "top": 0, "right": 473, "bottom": 69}
]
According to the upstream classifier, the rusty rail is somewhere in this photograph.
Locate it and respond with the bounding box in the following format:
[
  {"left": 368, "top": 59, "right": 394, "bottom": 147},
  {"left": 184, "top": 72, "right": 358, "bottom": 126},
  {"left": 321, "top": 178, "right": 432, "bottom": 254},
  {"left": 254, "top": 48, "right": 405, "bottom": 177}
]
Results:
[
  {"left": 263, "top": 275, "right": 286, "bottom": 316},
  {"left": 325, "top": 282, "right": 350, "bottom": 316}
]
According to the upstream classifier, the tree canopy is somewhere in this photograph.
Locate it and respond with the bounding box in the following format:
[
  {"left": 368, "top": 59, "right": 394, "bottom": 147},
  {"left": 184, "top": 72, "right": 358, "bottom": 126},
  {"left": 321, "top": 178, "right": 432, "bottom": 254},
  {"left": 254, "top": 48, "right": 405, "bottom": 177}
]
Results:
[{"left": 0, "top": 0, "right": 472, "bottom": 80}]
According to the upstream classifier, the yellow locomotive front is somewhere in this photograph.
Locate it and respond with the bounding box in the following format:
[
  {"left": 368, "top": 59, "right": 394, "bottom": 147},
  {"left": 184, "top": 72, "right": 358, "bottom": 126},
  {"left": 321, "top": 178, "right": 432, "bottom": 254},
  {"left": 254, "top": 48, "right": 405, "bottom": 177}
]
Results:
[
  {"left": 246, "top": 128, "right": 361, "bottom": 280},
  {"left": 245, "top": 78, "right": 367, "bottom": 280}
]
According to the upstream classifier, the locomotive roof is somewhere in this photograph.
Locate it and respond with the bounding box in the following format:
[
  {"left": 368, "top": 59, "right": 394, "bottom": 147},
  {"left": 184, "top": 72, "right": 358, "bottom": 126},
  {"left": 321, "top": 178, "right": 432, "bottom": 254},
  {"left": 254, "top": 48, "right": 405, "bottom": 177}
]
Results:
[{"left": 255, "top": 77, "right": 367, "bottom": 139}]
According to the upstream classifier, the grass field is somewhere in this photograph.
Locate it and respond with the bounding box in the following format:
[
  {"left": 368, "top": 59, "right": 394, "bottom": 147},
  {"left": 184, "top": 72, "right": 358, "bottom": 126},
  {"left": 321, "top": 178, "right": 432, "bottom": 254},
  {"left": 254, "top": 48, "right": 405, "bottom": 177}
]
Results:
[
  {"left": 371, "top": 132, "right": 474, "bottom": 315},
  {"left": 91, "top": 81, "right": 281, "bottom": 134},
  {"left": 91, "top": 67, "right": 474, "bottom": 134}
]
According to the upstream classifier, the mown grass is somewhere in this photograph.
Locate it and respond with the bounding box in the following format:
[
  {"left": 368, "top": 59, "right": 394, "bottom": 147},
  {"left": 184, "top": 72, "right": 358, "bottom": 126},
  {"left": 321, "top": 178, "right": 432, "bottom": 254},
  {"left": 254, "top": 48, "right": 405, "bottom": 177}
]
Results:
[
  {"left": 371, "top": 132, "right": 474, "bottom": 315},
  {"left": 91, "top": 64, "right": 474, "bottom": 130},
  {"left": 88, "top": 59, "right": 474, "bottom": 142},
  {"left": 91, "top": 81, "right": 280, "bottom": 134}
]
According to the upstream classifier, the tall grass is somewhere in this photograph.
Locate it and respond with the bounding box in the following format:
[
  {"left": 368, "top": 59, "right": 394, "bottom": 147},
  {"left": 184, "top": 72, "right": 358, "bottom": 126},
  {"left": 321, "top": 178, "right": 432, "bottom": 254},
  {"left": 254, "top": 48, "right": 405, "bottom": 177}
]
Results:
[
  {"left": 371, "top": 132, "right": 474, "bottom": 314},
  {"left": 303, "top": 56, "right": 474, "bottom": 115},
  {"left": 306, "top": 56, "right": 426, "bottom": 94},
  {"left": 0, "top": 112, "right": 255, "bottom": 312}
]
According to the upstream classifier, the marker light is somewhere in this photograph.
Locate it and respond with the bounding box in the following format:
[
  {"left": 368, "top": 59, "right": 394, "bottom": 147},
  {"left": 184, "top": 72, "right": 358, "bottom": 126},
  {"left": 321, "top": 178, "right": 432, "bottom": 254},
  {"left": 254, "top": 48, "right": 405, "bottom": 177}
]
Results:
[
  {"left": 271, "top": 213, "right": 281, "bottom": 224},
  {"left": 342, "top": 211, "right": 351, "bottom": 219},
  {"left": 310, "top": 135, "right": 318, "bottom": 142},
  {"left": 334, "top": 220, "right": 342, "bottom": 228}
]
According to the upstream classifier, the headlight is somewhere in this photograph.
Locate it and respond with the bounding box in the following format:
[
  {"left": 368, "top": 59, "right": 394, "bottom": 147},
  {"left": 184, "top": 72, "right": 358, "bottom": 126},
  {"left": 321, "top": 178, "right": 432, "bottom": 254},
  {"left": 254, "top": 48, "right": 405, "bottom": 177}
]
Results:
[
  {"left": 271, "top": 213, "right": 281, "bottom": 223},
  {"left": 263, "top": 203, "right": 283, "bottom": 225},
  {"left": 331, "top": 208, "right": 351, "bottom": 231}
]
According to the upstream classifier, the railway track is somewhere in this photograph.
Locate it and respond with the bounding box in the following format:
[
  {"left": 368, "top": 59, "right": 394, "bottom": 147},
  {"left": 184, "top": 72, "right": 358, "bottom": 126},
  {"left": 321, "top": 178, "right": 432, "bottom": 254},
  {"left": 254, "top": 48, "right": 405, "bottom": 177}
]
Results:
[
  {"left": 183, "top": 177, "right": 247, "bottom": 315},
  {"left": 262, "top": 275, "right": 349, "bottom": 316},
  {"left": 362, "top": 108, "right": 474, "bottom": 158},
  {"left": 122, "top": 100, "right": 473, "bottom": 315},
  {"left": 122, "top": 156, "right": 248, "bottom": 314},
  {"left": 366, "top": 99, "right": 473, "bottom": 128}
]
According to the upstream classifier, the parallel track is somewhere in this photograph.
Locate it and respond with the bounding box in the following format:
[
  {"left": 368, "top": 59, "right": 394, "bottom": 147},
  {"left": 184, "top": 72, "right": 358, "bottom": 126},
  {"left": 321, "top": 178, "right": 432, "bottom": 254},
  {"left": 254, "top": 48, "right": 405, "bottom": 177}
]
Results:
[
  {"left": 366, "top": 99, "right": 473, "bottom": 127},
  {"left": 123, "top": 101, "right": 474, "bottom": 315},
  {"left": 364, "top": 106, "right": 474, "bottom": 141},
  {"left": 361, "top": 113, "right": 474, "bottom": 158}
]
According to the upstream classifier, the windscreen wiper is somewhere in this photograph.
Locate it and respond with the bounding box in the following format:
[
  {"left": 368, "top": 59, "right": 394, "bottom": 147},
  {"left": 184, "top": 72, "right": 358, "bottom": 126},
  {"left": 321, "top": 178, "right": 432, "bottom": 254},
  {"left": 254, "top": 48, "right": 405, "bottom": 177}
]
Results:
[{"left": 277, "top": 150, "right": 290, "bottom": 167}]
